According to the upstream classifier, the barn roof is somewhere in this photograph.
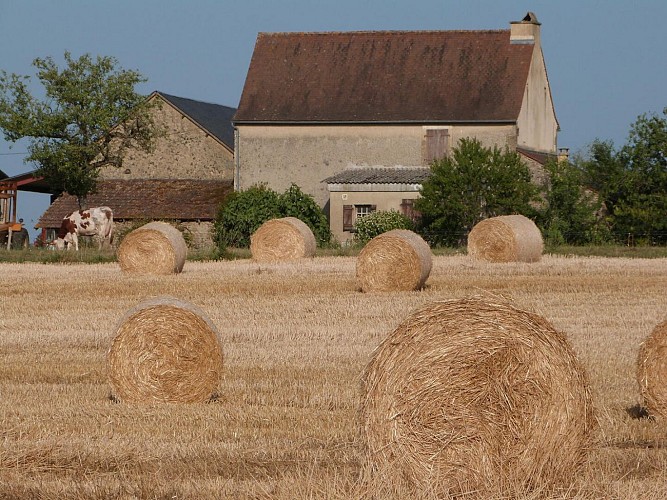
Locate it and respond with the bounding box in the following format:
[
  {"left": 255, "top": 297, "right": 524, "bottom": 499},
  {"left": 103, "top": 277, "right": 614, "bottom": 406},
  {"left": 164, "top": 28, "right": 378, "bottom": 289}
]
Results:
[
  {"left": 36, "top": 179, "right": 232, "bottom": 228},
  {"left": 155, "top": 92, "right": 237, "bottom": 150},
  {"left": 516, "top": 147, "right": 555, "bottom": 166},
  {"left": 234, "top": 29, "right": 533, "bottom": 124},
  {"left": 324, "top": 167, "right": 431, "bottom": 185}
]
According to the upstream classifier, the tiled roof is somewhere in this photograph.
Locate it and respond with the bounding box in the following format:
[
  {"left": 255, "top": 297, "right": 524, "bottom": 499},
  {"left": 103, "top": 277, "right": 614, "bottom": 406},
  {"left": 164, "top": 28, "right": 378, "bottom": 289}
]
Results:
[
  {"left": 36, "top": 179, "right": 232, "bottom": 228},
  {"left": 517, "top": 147, "right": 555, "bottom": 166},
  {"left": 324, "top": 167, "right": 431, "bottom": 184},
  {"left": 157, "top": 92, "right": 236, "bottom": 149},
  {"left": 235, "top": 30, "right": 532, "bottom": 123}
]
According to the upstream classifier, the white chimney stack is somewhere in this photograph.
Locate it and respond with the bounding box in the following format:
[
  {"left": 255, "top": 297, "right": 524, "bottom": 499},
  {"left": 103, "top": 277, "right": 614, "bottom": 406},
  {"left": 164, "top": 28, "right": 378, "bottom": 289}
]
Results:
[{"left": 510, "top": 12, "right": 541, "bottom": 46}]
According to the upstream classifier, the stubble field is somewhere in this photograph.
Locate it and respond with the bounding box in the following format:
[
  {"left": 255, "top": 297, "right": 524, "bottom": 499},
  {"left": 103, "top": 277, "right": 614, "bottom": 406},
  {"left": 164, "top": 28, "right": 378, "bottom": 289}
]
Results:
[{"left": 1, "top": 255, "right": 666, "bottom": 499}]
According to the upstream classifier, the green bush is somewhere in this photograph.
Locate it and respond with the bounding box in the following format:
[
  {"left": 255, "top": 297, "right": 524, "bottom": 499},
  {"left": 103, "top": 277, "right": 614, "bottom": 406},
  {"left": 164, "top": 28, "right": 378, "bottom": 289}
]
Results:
[
  {"left": 278, "top": 184, "right": 332, "bottom": 246},
  {"left": 415, "top": 138, "right": 538, "bottom": 246},
  {"left": 214, "top": 183, "right": 332, "bottom": 251},
  {"left": 214, "top": 185, "right": 282, "bottom": 249},
  {"left": 353, "top": 210, "right": 414, "bottom": 245}
]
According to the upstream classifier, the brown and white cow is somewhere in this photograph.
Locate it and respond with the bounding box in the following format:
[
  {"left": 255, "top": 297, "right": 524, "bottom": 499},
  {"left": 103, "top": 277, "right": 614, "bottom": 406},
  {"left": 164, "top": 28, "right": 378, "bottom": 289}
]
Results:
[{"left": 54, "top": 206, "right": 114, "bottom": 251}]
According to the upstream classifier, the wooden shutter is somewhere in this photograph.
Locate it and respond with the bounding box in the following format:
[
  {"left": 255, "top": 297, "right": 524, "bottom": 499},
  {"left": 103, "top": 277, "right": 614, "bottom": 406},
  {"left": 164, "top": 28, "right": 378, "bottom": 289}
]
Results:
[
  {"left": 424, "top": 129, "right": 449, "bottom": 164},
  {"left": 400, "top": 198, "right": 421, "bottom": 223},
  {"left": 343, "top": 205, "right": 354, "bottom": 231}
]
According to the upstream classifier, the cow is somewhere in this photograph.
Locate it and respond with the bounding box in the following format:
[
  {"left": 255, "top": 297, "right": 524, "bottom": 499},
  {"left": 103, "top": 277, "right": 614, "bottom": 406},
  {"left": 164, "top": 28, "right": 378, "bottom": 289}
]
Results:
[{"left": 54, "top": 206, "right": 114, "bottom": 251}]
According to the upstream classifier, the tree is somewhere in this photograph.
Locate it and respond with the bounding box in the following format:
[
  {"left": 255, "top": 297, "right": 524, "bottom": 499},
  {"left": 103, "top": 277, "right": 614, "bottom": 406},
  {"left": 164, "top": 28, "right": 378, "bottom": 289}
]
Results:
[
  {"left": 578, "top": 108, "right": 667, "bottom": 244},
  {"left": 278, "top": 184, "right": 332, "bottom": 246},
  {"left": 415, "top": 138, "right": 539, "bottom": 246},
  {"left": 214, "top": 185, "right": 282, "bottom": 249},
  {"left": 536, "top": 159, "right": 609, "bottom": 245},
  {"left": 614, "top": 108, "right": 667, "bottom": 244},
  {"left": 213, "top": 183, "right": 331, "bottom": 250},
  {"left": 0, "top": 52, "right": 160, "bottom": 205}
]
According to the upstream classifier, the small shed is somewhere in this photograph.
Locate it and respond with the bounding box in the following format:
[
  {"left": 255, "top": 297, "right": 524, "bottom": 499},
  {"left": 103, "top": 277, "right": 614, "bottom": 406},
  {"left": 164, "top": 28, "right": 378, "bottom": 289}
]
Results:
[
  {"left": 36, "top": 179, "right": 232, "bottom": 249},
  {"left": 324, "top": 167, "right": 431, "bottom": 244}
]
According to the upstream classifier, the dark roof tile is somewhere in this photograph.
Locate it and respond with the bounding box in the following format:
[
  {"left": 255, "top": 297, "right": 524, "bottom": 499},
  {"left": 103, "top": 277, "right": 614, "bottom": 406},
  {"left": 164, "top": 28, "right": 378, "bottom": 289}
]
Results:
[
  {"left": 235, "top": 30, "right": 532, "bottom": 123},
  {"left": 36, "top": 179, "right": 232, "bottom": 228},
  {"left": 157, "top": 92, "right": 236, "bottom": 149},
  {"left": 324, "top": 167, "right": 431, "bottom": 184}
]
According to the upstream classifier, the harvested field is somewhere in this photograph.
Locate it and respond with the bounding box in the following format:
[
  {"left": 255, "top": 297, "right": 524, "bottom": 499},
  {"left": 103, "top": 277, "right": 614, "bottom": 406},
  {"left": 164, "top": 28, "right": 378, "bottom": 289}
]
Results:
[{"left": 1, "top": 255, "right": 667, "bottom": 498}]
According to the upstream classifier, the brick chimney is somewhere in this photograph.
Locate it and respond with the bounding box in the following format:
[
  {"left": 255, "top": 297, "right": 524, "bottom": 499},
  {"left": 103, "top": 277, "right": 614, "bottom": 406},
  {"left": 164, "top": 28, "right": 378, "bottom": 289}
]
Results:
[{"left": 510, "top": 12, "right": 541, "bottom": 46}]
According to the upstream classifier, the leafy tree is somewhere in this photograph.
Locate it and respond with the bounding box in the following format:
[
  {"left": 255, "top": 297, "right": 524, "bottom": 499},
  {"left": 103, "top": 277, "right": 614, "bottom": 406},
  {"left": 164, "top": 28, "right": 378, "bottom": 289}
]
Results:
[
  {"left": 415, "top": 138, "right": 539, "bottom": 246},
  {"left": 353, "top": 210, "right": 413, "bottom": 245},
  {"left": 613, "top": 108, "right": 667, "bottom": 244},
  {"left": 0, "top": 52, "right": 160, "bottom": 206},
  {"left": 214, "top": 185, "right": 282, "bottom": 248},
  {"left": 578, "top": 108, "right": 667, "bottom": 244},
  {"left": 536, "top": 159, "right": 609, "bottom": 245},
  {"left": 278, "top": 184, "right": 332, "bottom": 246},
  {"left": 577, "top": 140, "right": 625, "bottom": 212},
  {"left": 214, "top": 183, "right": 331, "bottom": 250}
]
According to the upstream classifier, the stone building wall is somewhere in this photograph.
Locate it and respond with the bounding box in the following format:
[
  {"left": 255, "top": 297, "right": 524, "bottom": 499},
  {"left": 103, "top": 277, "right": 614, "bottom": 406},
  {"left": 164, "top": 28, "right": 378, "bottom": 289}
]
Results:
[{"left": 100, "top": 97, "right": 234, "bottom": 181}]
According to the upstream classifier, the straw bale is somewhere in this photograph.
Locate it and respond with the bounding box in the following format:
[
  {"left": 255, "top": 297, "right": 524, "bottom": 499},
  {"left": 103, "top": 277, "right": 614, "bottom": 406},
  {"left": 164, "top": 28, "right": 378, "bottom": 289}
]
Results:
[
  {"left": 467, "top": 214, "right": 543, "bottom": 263},
  {"left": 250, "top": 217, "right": 317, "bottom": 263},
  {"left": 360, "top": 297, "right": 594, "bottom": 497},
  {"left": 117, "top": 221, "right": 188, "bottom": 275},
  {"left": 107, "top": 296, "right": 223, "bottom": 403},
  {"left": 637, "top": 320, "right": 667, "bottom": 418},
  {"left": 356, "top": 229, "right": 432, "bottom": 292}
]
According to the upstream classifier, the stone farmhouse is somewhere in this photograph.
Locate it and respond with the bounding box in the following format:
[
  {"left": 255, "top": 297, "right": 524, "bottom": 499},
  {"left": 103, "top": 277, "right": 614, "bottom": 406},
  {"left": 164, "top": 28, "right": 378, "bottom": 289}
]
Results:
[
  {"left": 36, "top": 91, "right": 236, "bottom": 248},
  {"left": 233, "top": 12, "right": 563, "bottom": 243}
]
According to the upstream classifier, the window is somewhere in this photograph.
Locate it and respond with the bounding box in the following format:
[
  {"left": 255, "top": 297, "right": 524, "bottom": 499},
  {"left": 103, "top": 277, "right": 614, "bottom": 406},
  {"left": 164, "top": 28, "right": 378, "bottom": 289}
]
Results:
[
  {"left": 356, "top": 205, "right": 374, "bottom": 219},
  {"left": 343, "top": 204, "right": 376, "bottom": 232},
  {"left": 423, "top": 128, "right": 449, "bottom": 165}
]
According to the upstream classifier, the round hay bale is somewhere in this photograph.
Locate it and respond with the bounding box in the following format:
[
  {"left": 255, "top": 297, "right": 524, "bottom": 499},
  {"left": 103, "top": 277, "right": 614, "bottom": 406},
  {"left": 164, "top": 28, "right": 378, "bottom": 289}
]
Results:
[
  {"left": 467, "top": 214, "right": 543, "bottom": 263},
  {"left": 107, "top": 296, "right": 223, "bottom": 403},
  {"left": 637, "top": 320, "right": 667, "bottom": 418},
  {"left": 117, "top": 221, "right": 187, "bottom": 275},
  {"left": 356, "top": 229, "right": 432, "bottom": 292},
  {"left": 360, "top": 297, "right": 594, "bottom": 497},
  {"left": 250, "top": 217, "right": 316, "bottom": 263}
]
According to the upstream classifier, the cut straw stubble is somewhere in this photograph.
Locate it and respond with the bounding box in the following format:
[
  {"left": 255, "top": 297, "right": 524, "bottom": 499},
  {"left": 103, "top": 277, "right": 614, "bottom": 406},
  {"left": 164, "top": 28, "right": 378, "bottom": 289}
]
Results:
[
  {"left": 360, "top": 296, "right": 595, "bottom": 497},
  {"left": 356, "top": 229, "right": 432, "bottom": 292},
  {"left": 117, "top": 221, "right": 188, "bottom": 275},
  {"left": 107, "top": 296, "right": 223, "bottom": 404},
  {"left": 467, "top": 214, "right": 543, "bottom": 263},
  {"left": 250, "top": 217, "right": 317, "bottom": 263},
  {"left": 637, "top": 319, "right": 667, "bottom": 419}
]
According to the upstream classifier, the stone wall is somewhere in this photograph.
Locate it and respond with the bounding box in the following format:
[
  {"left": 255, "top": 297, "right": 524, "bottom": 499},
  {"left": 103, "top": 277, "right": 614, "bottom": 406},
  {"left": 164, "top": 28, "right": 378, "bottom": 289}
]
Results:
[{"left": 100, "top": 97, "right": 234, "bottom": 181}]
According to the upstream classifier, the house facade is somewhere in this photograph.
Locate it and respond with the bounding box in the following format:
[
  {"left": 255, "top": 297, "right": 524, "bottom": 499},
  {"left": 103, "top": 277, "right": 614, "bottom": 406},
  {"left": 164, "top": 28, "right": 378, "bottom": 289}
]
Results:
[
  {"left": 37, "top": 91, "right": 236, "bottom": 248},
  {"left": 234, "top": 12, "right": 560, "bottom": 243}
]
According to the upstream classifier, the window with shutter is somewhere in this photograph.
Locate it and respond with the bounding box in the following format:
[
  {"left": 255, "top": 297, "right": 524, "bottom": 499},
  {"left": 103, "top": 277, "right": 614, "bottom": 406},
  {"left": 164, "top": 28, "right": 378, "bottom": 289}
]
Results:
[
  {"left": 400, "top": 198, "right": 421, "bottom": 223},
  {"left": 356, "top": 205, "right": 376, "bottom": 219},
  {"left": 424, "top": 129, "right": 449, "bottom": 165},
  {"left": 343, "top": 205, "right": 354, "bottom": 231}
]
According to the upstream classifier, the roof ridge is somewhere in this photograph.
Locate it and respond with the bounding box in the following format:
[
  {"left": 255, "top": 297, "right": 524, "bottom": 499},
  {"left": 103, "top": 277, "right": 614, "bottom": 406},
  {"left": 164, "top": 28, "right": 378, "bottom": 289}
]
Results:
[
  {"left": 259, "top": 29, "right": 509, "bottom": 36},
  {"left": 156, "top": 91, "right": 235, "bottom": 110}
]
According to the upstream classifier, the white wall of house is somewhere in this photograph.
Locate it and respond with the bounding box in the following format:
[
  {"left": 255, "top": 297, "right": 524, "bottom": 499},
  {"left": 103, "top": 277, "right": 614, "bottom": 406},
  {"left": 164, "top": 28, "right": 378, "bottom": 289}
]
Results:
[
  {"left": 235, "top": 123, "right": 519, "bottom": 211},
  {"left": 328, "top": 187, "right": 421, "bottom": 244},
  {"left": 512, "top": 19, "right": 559, "bottom": 153}
]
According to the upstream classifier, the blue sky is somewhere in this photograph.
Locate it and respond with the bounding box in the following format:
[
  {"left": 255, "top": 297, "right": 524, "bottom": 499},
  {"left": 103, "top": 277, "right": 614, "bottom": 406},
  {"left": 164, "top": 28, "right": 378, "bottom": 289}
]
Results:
[{"left": 1, "top": 0, "right": 666, "bottom": 237}]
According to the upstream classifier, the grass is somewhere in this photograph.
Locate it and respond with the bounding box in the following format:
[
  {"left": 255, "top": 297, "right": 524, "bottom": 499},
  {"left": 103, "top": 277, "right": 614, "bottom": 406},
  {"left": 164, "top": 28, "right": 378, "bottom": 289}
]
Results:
[
  {"left": 1, "top": 255, "right": 667, "bottom": 498},
  {"left": 3, "top": 243, "right": 667, "bottom": 264}
]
